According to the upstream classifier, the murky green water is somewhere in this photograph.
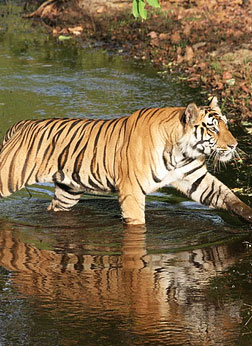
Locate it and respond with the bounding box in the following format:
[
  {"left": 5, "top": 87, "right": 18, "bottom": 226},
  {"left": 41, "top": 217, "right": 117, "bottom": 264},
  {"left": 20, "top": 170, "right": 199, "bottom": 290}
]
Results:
[{"left": 0, "top": 3, "right": 252, "bottom": 346}]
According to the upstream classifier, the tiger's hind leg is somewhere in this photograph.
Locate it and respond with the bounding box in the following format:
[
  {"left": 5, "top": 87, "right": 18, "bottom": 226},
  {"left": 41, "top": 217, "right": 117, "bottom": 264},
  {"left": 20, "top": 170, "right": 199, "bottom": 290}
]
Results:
[{"left": 48, "top": 182, "right": 83, "bottom": 212}]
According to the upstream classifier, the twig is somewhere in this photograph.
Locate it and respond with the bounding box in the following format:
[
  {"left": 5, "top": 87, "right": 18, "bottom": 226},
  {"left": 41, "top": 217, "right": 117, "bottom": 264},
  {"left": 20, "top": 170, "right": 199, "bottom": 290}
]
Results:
[{"left": 23, "top": 0, "right": 59, "bottom": 18}]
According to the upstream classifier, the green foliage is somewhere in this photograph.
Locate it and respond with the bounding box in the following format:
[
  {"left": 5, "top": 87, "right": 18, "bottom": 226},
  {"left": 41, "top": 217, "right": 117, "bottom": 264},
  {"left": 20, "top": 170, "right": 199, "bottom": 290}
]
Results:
[{"left": 132, "top": 0, "right": 160, "bottom": 19}]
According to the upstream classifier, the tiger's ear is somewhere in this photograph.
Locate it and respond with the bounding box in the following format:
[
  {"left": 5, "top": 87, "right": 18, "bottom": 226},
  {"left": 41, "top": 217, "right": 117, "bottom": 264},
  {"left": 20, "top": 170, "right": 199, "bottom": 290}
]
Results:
[
  {"left": 183, "top": 103, "right": 200, "bottom": 126},
  {"left": 208, "top": 96, "right": 219, "bottom": 108}
]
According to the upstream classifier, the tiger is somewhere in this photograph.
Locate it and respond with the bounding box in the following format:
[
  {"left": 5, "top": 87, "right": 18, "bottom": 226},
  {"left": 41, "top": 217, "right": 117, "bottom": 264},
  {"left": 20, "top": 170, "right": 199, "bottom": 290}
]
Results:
[{"left": 0, "top": 96, "right": 251, "bottom": 225}]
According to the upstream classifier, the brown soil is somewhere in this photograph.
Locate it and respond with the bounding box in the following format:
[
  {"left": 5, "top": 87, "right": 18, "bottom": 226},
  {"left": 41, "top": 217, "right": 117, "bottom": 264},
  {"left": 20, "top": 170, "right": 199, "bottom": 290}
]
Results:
[{"left": 25, "top": 0, "right": 252, "bottom": 125}]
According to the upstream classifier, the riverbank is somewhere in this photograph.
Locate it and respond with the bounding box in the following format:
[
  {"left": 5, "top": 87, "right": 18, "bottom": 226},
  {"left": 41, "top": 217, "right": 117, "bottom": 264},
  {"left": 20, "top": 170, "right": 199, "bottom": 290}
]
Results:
[{"left": 25, "top": 0, "right": 252, "bottom": 125}]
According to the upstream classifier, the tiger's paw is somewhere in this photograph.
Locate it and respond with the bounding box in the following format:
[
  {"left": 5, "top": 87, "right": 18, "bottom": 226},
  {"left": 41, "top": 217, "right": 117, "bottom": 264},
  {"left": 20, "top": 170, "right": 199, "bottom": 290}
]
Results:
[
  {"left": 47, "top": 201, "right": 71, "bottom": 212},
  {"left": 230, "top": 202, "right": 252, "bottom": 224},
  {"left": 122, "top": 217, "right": 146, "bottom": 226}
]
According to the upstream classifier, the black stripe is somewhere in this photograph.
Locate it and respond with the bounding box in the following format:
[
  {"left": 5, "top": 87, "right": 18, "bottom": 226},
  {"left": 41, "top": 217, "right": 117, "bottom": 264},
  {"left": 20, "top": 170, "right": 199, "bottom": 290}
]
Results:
[
  {"left": 65, "top": 119, "right": 82, "bottom": 136},
  {"left": 56, "top": 182, "right": 83, "bottom": 196},
  {"left": 26, "top": 163, "right": 38, "bottom": 184},
  {"left": 46, "top": 119, "right": 62, "bottom": 140},
  {"left": 25, "top": 126, "right": 38, "bottom": 151},
  {"left": 90, "top": 121, "right": 107, "bottom": 172},
  {"left": 112, "top": 118, "right": 128, "bottom": 175},
  {"left": 93, "top": 121, "right": 107, "bottom": 148},
  {"left": 138, "top": 108, "right": 150, "bottom": 118},
  {"left": 72, "top": 121, "right": 92, "bottom": 153},
  {"left": 181, "top": 157, "right": 194, "bottom": 165},
  {"left": 88, "top": 176, "right": 102, "bottom": 191},
  {"left": 147, "top": 108, "right": 162, "bottom": 121},
  {"left": 20, "top": 136, "right": 39, "bottom": 186},
  {"left": 58, "top": 124, "right": 85, "bottom": 170},
  {"left": 169, "top": 152, "right": 176, "bottom": 167},
  {"left": 104, "top": 118, "right": 119, "bottom": 137},
  {"left": 52, "top": 171, "right": 65, "bottom": 183},
  {"left": 152, "top": 169, "right": 162, "bottom": 183},
  {"left": 135, "top": 174, "right": 146, "bottom": 195},
  {"left": 95, "top": 163, "right": 101, "bottom": 181},
  {"left": 162, "top": 153, "right": 169, "bottom": 170},
  {"left": 56, "top": 119, "right": 72, "bottom": 130},
  {"left": 58, "top": 146, "right": 70, "bottom": 171},
  {"left": 71, "top": 172, "right": 90, "bottom": 191},
  {"left": 106, "top": 177, "right": 116, "bottom": 192},
  {"left": 189, "top": 173, "right": 207, "bottom": 196},
  {"left": 194, "top": 125, "right": 198, "bottom": 137},
  {"left": 206, "top": 190, "right": 217, "bottom": 207},
  {"left": 200, "top": 127, "right": 204, "bottom": 140},
  {"left": 73, "top": 142, "right": 88, "bottom": 175},
  {"left": 134, "top": 108, "right": 151, "bottom": 127},
  {"left": 7, "top": 162, "right": 15, "bottom": 193},
  {"left": 45, "top": 127, "right": 66, "bottom": 163},
  {"left": 201, "top": 181, "right": 215, "bottom": 205},
  {"left": 59, "top": 194, "right": 80, "bottom": 202},
  {"left": 90, "top": 170, "right": 102, "bottom": 186},
  {"left": 215, "top": 186, "right": 222, "bottom": 207},
  {"left": 184, "top": 162, "right": 205, "bottom": 177},
  {"left": 192, "top": 139, "right": 210, "bottom": 150},
  {"left": 108, "top": 118, "right": 121, "bottom": 140},
  {"left": 53, "top": 196, "right": 73, "bottom": 206},
  {"left": 72, "top": 172, "right": 82, "bottom": 185},
  {"left": 200, "top": 187, "right": 208, "bottom": 204},
  {"left": 36, "top": 120, "right": 57, "bottom": 155}
]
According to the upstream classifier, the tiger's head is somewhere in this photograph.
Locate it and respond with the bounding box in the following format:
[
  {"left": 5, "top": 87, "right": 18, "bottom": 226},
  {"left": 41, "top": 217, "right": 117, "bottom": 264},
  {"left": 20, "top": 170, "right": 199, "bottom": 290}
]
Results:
[{"left": 180, "top": 96, "right": 238, "bottom": 162}]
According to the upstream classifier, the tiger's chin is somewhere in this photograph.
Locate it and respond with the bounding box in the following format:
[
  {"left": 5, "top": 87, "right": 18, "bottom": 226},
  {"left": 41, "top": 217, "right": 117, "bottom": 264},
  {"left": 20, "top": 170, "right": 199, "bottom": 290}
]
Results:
[{"left": 216, "top": 151, "right": 235, "bottom": 163}]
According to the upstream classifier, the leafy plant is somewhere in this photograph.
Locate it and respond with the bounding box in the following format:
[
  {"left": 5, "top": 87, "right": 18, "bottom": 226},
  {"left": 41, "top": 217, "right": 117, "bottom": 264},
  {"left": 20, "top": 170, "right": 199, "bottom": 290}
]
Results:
[{"left": 132, "top": 0, "right": 160, "bottom": 20}]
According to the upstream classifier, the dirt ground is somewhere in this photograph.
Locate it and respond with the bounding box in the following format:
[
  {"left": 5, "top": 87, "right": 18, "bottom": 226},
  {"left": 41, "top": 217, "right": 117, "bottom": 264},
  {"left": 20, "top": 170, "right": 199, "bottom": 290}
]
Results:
[{"left": 25, "top": 0, "right": 252, "bottom": 126}]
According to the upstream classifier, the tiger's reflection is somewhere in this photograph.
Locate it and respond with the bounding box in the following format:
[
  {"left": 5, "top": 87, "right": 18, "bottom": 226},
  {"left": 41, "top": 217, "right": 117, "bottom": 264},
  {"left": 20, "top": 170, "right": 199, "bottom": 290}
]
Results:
[{"left": 0, "top": 224, "right": 242, "bottom": 345}]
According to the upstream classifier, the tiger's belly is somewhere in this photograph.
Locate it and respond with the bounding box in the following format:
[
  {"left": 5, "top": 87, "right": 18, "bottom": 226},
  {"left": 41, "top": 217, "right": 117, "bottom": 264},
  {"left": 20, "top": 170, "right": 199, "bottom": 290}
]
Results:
[{"left": 57, "top": 171, "right": 116, "bottom": 194}]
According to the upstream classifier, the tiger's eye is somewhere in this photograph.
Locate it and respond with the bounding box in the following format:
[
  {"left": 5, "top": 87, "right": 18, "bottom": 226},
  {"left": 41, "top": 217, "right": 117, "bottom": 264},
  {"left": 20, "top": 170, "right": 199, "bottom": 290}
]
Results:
[{"left": 209, "top": 127, "right": 218, "bottom": 134}]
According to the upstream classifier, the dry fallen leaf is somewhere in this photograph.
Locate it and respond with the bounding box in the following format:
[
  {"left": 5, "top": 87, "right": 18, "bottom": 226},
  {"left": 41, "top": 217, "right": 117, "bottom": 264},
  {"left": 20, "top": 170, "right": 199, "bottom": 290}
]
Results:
[
  {"left": 148, "top": 31, "right": 158, "bottom": 39},
  {"left": 171, "top": 32, "right": 181, "bottom": 44},
  {"left": 183, "top": 23, "right": 191, "bottom": 37},
  {"left": 150, "top": 38, "right": 159, "bottom": 47},
  {"left": 68, "top": 26, "right": 83, "bottom": 36},
  {"left": 222, "top": 71, "right": 232, "bottom": 80},
  {"left": 177, "top": 54, "right": 184, "bottom": 64},
  {"left": 184, "top": 46, "right": 194, "bottom": 61},
  {"left": 52, "top": 28, "right": 59, "bottom": 36},
  {"left": 159, "top": 33, "right": 169, "bottom": 40},
  {"left": 241, "top": 84, "right": 250, "bottom": 94}
]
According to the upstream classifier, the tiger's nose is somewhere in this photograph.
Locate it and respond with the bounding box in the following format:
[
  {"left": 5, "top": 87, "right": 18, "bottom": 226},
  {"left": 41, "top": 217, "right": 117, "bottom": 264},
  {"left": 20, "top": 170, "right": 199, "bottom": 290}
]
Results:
[{"left": 227, "top": 143, "right": 237, "bottom": 150}]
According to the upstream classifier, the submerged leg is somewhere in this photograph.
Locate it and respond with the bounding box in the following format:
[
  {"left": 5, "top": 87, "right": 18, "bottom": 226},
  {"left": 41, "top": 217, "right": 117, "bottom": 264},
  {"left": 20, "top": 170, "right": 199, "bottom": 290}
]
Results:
[
  {"left": 118, "top": 186, "right": 146, "bottom": 225},
  {"left": 48, "top": 183, "right": 83, "bottom": 212}
]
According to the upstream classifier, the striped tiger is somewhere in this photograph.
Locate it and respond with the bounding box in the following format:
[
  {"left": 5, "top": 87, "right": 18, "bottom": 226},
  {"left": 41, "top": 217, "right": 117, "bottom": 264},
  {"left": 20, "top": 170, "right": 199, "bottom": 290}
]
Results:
[{"left": 0, "top": 96, "right": 251, "bottom": 225}]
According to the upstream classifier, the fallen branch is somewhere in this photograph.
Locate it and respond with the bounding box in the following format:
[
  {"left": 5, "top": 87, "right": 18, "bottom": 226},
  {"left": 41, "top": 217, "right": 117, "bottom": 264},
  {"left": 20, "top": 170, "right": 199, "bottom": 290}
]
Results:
[{"left": 23, "top": 0, "right": 61, "bottom": 18}]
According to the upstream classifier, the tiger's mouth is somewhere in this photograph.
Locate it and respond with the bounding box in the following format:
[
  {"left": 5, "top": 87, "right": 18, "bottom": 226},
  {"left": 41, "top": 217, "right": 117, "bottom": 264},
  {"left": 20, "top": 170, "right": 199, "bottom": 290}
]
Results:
[{"left": 215, "top": 148, "right": 236, "bottom": 162}]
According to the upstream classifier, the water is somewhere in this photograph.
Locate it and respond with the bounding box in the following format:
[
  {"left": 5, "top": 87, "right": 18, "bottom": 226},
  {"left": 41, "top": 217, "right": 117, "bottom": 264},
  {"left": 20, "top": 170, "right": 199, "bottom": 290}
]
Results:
[{"left": 0, "top": 3, "right": 252, "bottom": 346}]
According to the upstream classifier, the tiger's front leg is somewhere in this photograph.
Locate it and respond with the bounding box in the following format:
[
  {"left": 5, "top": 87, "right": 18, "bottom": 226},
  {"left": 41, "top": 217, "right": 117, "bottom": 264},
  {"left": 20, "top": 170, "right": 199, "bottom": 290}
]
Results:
[
  {"left": 118, "top": 185, "right": 146, "bottom": 225},
  {"left": 172, "top": 172, "right": 252, "bottom": 223},
  {"left": 48, "top": 182, "right": 83, "bottom": 212}
]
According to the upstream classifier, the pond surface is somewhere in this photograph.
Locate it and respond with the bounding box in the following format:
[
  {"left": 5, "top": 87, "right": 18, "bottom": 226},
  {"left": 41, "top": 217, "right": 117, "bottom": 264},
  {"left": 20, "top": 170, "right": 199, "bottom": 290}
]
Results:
[{"left": 0, "top": 3, "right": 252, "bottom": 346}]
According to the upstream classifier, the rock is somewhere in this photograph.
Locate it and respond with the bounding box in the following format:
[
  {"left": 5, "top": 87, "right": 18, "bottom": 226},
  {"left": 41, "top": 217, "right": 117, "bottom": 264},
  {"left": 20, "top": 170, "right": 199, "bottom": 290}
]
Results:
[{"left": 222, "top": 49, "right": 252, "bottom": 65}]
